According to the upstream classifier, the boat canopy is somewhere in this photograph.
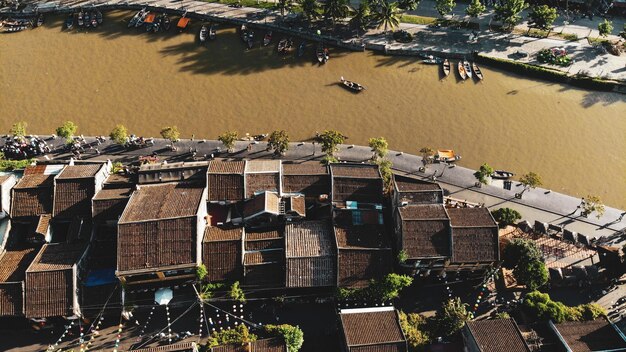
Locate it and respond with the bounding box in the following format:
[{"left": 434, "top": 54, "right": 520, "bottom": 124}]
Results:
[
  {"left": 437, "top": 150, "right": 456, "bottom": 159},
  {"left": 177, "top": 17, "right": 190, "bottom": 28},
  {"left": 145, "top": 13, "right": 156, "bottom": 24}
]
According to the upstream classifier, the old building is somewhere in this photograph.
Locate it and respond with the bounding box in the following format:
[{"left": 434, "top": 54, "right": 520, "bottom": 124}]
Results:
[
  {"left": 243, "top": 228, "right": 284, "bottom": 287},
  {"left": 10, "top": 165, "right": 61, "bottom": 221},
  {"left": 462, "top": 319, "right": 531, "bottom": 352},
  {"left": 281, "top": 162, "right": 330, "bottom": 200},
  {"left": 392, "top": 174, "right": 443, "bottom": 206},
  {"left": 447, "top": 208, "right": 499, "bottom": 272},
  {"left": 0, "top": 245, "right": 38, "bottom": 316},
  {"left": 211, "top": 338, "right": 287, "bottom": 352},
  {"left": 549, "top": 318, "right": 626, "bottom": 352},
  {"left": 53, "top": 163, "right": 109, "bottom": 220},
  {"left": 339, "top": 307, "right": 408, "bottom": 352},
  {"left": 207, "top": 161, "right": 246, "bottom": 203},
  {"left": 116, "top": 181, "right": 207, "bottom": 285},
  {"left": 285, "top": 220, "right": 336, "bottom": 288},
  {"left": 138, "top": 161, "right": 208, "bottom": 184},
  {"left": 330, "top": 163, "right": 383, "bottom": 204},
  {"left": 243, "top": 191, "right": 282, "bottom": 227},
  {"left": 202, "top": 226, "right": 244, "bottom": 282},
  {"left": 245, "top": 160, "right": 281, "bottom": 199},
  {"left": 24, "top": 242, "right": 87, "bottom": 318}
]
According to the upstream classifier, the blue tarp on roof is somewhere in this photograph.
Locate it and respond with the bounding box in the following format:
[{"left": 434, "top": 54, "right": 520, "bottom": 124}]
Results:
[{"left": 84, "top": 269, "right": 117, "bottom": 287}]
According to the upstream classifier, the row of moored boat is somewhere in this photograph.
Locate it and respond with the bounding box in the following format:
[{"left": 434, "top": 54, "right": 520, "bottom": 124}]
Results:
[
  {"left": 1, "top": 14, "right": 44, "bottom": 33},
  {"left": 442, "top": 58, "right": 484, "bottom": 81},
  {"left": 128, "top": 8, "right": 172, "bottom": 32}
]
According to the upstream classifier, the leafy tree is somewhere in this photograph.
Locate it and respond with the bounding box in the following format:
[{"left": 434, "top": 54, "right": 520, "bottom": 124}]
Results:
[
  {"left": 9, "top": 121, "right": 27, "bottom": 138},
  {"left": 196, "top": 264, "right": 208, "bottom": 282},
  {"left": 369, "top": 273, "right": 413, "bottom": 301},
  {"left": 491, "top": 207, "right": 522, "bottom": 228},
  {"left": 368, "top": 137, "right": 388, "bottom": 160},
  {"left": 109, "top": 124, "right": 128, "bottom": 145},
  {"left": 581, "top": 195, "right": 605, "bottom": 219},
  {"left": 523, "top": 291, "right": 569, "bottom": 323},
  {"left": 398, "top": 0, "right": 420, "bottom": 11},
  {"left": 434, "top": 298, "right": 472, "bottom": 338},
  {"left": 528, "top": 5, "right": 557, "bottom": 31},
  {"left": 300, "top": 0, "right": 321, "bottom": 24},
  {"left": 518, "top": 171, "right": 542, "bottom": 197},
  {"left": 56, "top": 121, "right": 78, "bottom": 143},
  {"left": 578, "top": 303, "right": 607, "bottom": 320},
  {"left": 598, "top": 19, "right": 613, "bottom": 38},
  {"left": 376, "top": 158, "right": 393, "bottom": 193},
  {"left": 229, "top": 281, "right": 246, "bottom": 302},
  {"left": 200, "top": 282, "right": 225, "bottom": 301},
  {"left": 321, "top": 154, "right": 338, "bottom": 165},
  {"left": 466, "top": 0, "right": 486, "bottom": 18},
  {"left": 349, "top": 2, "right": 371, "bottom": 37},
  {"left": 160, "top": 126, "right": 180, "bottom": 143},
  {"left": 318, "top": 130, "right": 346, "bottom": 157},
  {"left": 265, "top": 324, "right": 304, "bottom": 352},
  {"left": 502, "top": 238, "right": 542, "bottom": 269},
  {"left": 207, "top": 324, "right": 257, "bottom": 347},
  {"left": 373, "top": 0, "right": 400, "bottom": 32},
  {"left": 473, "top": 163, "right": 494, "bottom": 186},
  {"left": 398, "top": 311, "right": 430, "bottom": 350},
  {"left": 267, "top": 130, "right": 290, "bottom": 156},
  {"left": 435, "top": 0, "right": 456, "bottom": 18},
  {"left": 514, "top": 259, "right": 548, "bottom": 290},
  {"left": 419, "top": 147, "right": 435, "bottom": 165},
  {"left": 323, "top": 0, "right": 350, "bottom": 27},
  {"left": 218, "top": 131, "right": 239, "bottom": 153},
  {"left": 494, "top": 0, "right": 528, "bottom": 30}
]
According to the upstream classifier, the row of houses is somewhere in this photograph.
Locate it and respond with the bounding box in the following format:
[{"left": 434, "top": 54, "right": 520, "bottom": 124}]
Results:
[{"left": 0, "top": 159, "right": 500, "bottom": 319}]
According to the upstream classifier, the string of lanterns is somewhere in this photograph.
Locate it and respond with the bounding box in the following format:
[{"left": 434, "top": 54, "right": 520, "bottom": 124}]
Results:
[{"left": 46, "top": 320, "right": 75, "bottom": 352}]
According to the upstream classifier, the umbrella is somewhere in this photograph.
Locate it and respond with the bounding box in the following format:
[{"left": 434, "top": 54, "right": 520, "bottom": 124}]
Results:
[{"left": 155, "top": 288, "right": 173, "bottom": 305}]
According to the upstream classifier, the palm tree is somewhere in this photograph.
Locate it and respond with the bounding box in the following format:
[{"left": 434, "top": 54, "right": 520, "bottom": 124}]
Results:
[
  {"left": 349, "top": 2, "right": 371, "bottom": 37},
  {"left": 324, "top": 0, "right": 350, "bottom": 28},
  {"left": 374, "top": 0, "right": 400, "bottom": 32},
  {"left": 300, "top": 0, "right": 321, "bottom": 26}
]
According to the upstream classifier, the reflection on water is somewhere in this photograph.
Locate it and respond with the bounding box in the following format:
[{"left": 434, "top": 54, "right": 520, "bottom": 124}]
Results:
[{"left": 0, "top": 11, "right": 625, "bottom": 208}]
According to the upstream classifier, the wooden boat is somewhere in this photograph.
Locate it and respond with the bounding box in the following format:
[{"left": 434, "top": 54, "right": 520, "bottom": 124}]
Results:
[
  {"left": 96, "top": 10, "right": 103, "bottom": 25},
  {"left": 422, "top": 55, "right": 443, "bottom": 64},
  {"left": 84, "top": 11, "right": 91, "bottom": 28},
  {"left": 316, "top": 43, "right": 328, "bottom": 64},
  {"left": 436, "top": 150, "right": 461, "bottom": 163},
  {"left": 253, "top": 134, "right": 268, "bottom": 141},
  {"left": 2, "top": 25, "right": 28, "bottom": 32},
  {"left": 91, "top": 12, "right": 98, "bottom": 28},
  {"left": 128, "top": 9, "right": 142, "bottom": 28},
  {"left": 199, "top": 24, "right": 208, "bottom": 43},
  {"left": 463, "top": 60, "right": 473, "bottom": 79},
  {"left": 144, "top": 13, "right": 156, "bottom": 32},
  {"left": 209, "top": 24, "right": 216, "bottom": 39},
  {"left": 297, "top": 41, "right": 306, "bottom": 57},
  {"left": 240, "top": 24, "right": 247, "bottom": 42},
  {"left": 162, "top": 14, "right": 171, "bottom": 31},
  {"left": 177, "top": 14, "right": 190, "bottom": 32},
  {"left": 491, "top": 170, "right": 515, "bottom": 180},
  {"left": 136, "top": 10, "right": 149, "bottom": 28},
  {"left": 65, "top": 15, "right": 74, "bottom": 30},
  {"left": 457, "top": 61, "right": 467, "bottom": 80},
  {"left": 340, "top": 76, "right": 365, "bottom": 92},
  {"left": 442, "top": 59, "right": 450, "bottom": 77},
  {"left": 472, "top": 62, "right": 484, "bottom": 81},
  {"left": 263, "top": 31, "right": 272, "bottom": 46},
  {"left": 78, "top": 10, "right": 84, "bottom": 27},
  {"left": 246, "top": 31, "right": 254, "bottom": 49},
  {"left": 35, "top": 14, "right": 44, "bottom": 27}
]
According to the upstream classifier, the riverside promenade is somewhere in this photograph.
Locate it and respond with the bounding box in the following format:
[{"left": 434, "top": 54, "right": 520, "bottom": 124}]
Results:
[{"left": 30, "top": 135, "right": 626, "bottom": 246}]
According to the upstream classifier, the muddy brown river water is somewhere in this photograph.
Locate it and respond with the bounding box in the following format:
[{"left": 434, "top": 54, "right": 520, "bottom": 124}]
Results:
[{"left": 0, "top": 11, "right": 625, "bottom": 208}]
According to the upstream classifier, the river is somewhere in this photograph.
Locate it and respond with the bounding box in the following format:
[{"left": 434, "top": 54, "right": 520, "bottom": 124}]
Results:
[{"left": 1, "top": 11, "right": 625, "bottom": 208}]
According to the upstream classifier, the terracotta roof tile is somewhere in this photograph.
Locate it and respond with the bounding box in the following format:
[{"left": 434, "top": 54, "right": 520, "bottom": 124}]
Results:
[
  {"left": 27, "top": 243, "right": 86, "bottom": 272},
  {"left": 203, "top": 227, "right": 243, "bottom": 242},
  {"left": 94, "top": 188, "right": 133, "bottom": 200},
  {"left": 282, "top": 162, "right": 328, "bottom": 175},
  {"left": 0, "top": 247, "right": 38, "bottom": 282},
  {"left": 244, "top": 250, "right": 283, "bottom": 265},
  {"left": 246, "top": 174, "right": 280, "bottom": 199},
  {"left": 243, "top": 192, "right": 281, "bottom": 218},
  {"left": 451, "top": 227, "right": 498, "bottom": 263},
  {"left": 208, "top": 161, "right": 246, "bottom": 174},
  {"left": 35, "top": 214, "right": 51, "bottom": 235},
  {"left": 0, "top": 281, "right": 24, "bottom": 316},
  {"left": 14, "top": 174, "right": 54, "bottom": 189},
  {"left": 447, "top": 208, "right": 497, "bottom": 227},
  {"left": 57, "top": 164, "right": 102, "bottom": 179},
  {"left": 208, "top": 173, "right": 244, "bottom": 202},
  {"left": 394, "top": 175, "right": 441, "bottom": 192},
  {"left": 398, "top": 205, "right": 448, "bottom": 220},
  {"left": 119, "top": 182, "right": 205, "bottom": 223},
  {"left": 245, "top": 160, "right": 281, "bottom": 173},
  {"left": 340, "top": 309, "right": 406, "bottom": 348},
  {"left": 104, "top": 173, "right": 133, "bottom": 187},
  {"left": 466, "top": 319, "right": 531, "bottom": 352},
  {"left": 554, "top": 318, "right": 626, "bottom": 352},
  {"left": 53, "top": 178, "right": 96, "bottom": 218},
  {"left": 285, "top": 196, "right": 305, "bottom": 217},
  {"left": 335, "top": 225, "right": 390, "bottom": 249},
  {"left": 331, "top": 164, "right": 381, "bottom": 178},
  {"left": 285, "top": 220, "right": 335, "bottom": 257}
]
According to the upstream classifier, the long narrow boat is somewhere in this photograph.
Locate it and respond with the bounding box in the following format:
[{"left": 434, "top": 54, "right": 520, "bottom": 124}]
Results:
[
  {"left": 463, "top": 60, "right": 473, "bottom": 79},
  {"left": 84, "top": 11, "right": 91, "bottom": 28},
  {"left": 90, "top": 11, "right": 98, "bottom": 28},
  {"left": 78, "top": 10, "right": 84, "bottom": 27},
  {"left": 35, "top": 14, "right": 44, "bottom": 27},
  {"left": 65, "top": 15, "right": 74, "bottom": 30},
  {"left": 96, "top": 10, "right": 103, "bottom": 24},
  {"left": 491, "top": 170, "right": 514, "bottom": 179},
  {"left": 457, "top": 61, "right": 467, "bottom": 80},
  {"left": 2, "top": 25, "right": 28, "bottom": 32},
  {"left": 436, "top": 149, "right": 461, "bottom": 162},
  {"left": 472, "top": 62, "right": 484, "bottom": 81},
  {"left": 144, "top": 13, "right": 156, "bottom": 32},
  {"left": 162, "top": 13, "right": 171, "bottom": 31},
  {"left": 199, "top": 24, "right": 208, "bottom": 43},
  {"left": 209, "top": 24, "right": 216, "bottom": 39},
  {"left": 263, "top": 31, "right": 272, "bottom": 46},
  {"left": 136, "top": 10, "right": 148, "bottom": 28},
  {"left": 297, "top": 41, "right": 306, "bottom": 57},
  {"left": 316, "top": 43, "right": 328, "bottom": 64},
  {"left": 442, "top": 59, "right": 450, "bottom": 77},
  {"left": 246, "top": 31, "right": 254, "bottom": 49},
  {"left": 177, "top": 13, "right": 190, "bottom": 32},
  {"left": 127, "top": 9, "right": 141, "bottom": 28},
  {"left": 422, "top": 55, "right": 443, "bottom": 64},
  {"left": 340, "top": 76, "right": 365, "bottom": 92}
]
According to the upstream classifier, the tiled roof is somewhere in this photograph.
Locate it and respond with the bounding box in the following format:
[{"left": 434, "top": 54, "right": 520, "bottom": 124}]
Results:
[
  {"left": 285, "top": 220, "right": 335, "bottom": 257},
  {"left": 244, "top": 250, "right": 283, "bottom": 265},
  {"left": 466, "top": 319, "right": 531, "bottom": 352},
  {"left": 203, "top": 238, "right": 242, "bottom": 282},
  {"left": 53, "top": 178, "right": 96, "bottom": 218},
  {"left": 337, "top": 249, "right": 393, "bottom": 288},
  {"left": 35, "top": 214, "right": 51, "bottom": 235},
  {"left": 340, "top": 308, "right": 406, "bottom": 348},
  {"left": 92, "top": 195, "right": 131, "bottom": 221},
  {"left": 208, "top": 173, "right": 244, "bottom": 202},
  {"left": 246, "top": 174, "right": 280, "bottom": 199},
  {"left": 117, "top": 217, "right": 198, "bottom": 272},
  {"left": 23, "top": 165, "right": 47, "bottom": 175},
  {"left": 451, "top": 227, "right": 498, "bottom": 263},
  {"left": 0, "top": 175, "right": 13, "bottom": 184},
  {"left": 398, "top": 205, "right": 448, "bottom": 220},
  {"left": 128, "top": 342, "right": 198, "bottom": 352},
  {"left": 246, "top": 160, "right": 281, "bottom": 173},
  {"left": 11, "top": 187, "right": 54, "bottom": 218},
  {"left": 285, "top": 196, "right": 305, "bottom": 217},
  {"left": 286, "top": 256, "right": 335, "bottom": 288},
  {"left": 0, "top": 282, "right": 24, "bottom": 316},
  {"left": 246, "top": 230, "right": 282, "bottom": 241},
  {"left": 244, "top": 229, "right": 283, "bottom": 251},
  {"left": 282, "top": 162, "right": 328, "bottom": 175},
  {"left": 332, "top": 177, "right": 383, "bottom": 203},
  {"left": 57, "top": 164, "right": 102, "bottom": 179},
  {"left": 335, "top": 225, "right": 391, "bottom": 249},
  {"left": 203, "top": 227, "right": 243, "bottom": 242},
  {"left": 447, "top": 208, "right": 497, "bottom": 227},
  {"left": 243, "top": 192, "right": 281, "bottom": 218},
  {"left": 208, "top": 161, "right": 246, "bottom": 174},
  {"left": 211, "top": 338, "right": 286, "bottom": 352},
  {"left": 119, "top": 182, "right": 205, "bottom": 223},
  {"left": 244, "top": 260, "right": 284, "bottom": 287},
  {"left": 25, "top": 264, "right": 75, "bottom": 318},
  {"left": 104, "top": 173, "right": 133, "bottom": 187},
  {"left": 554, "top": 319, "right": 626, "bottom": 352},
  {"left": 0, "top": 247, "right": 38, "bottom": 282},
  {"left": 94, "top": 187, "right": 133, "bottom": 200},
  {"left": 27, "top": 243, "right": 86, "bottom": 272},
  {"left": 14, "top": 174, "right": 54, "bottom": 189},
  {"left": 331, "top": 164, "right": 381, "bottom": 178},
  {"left": 394, "top": 175, "right": 441, "bottom": 192}
]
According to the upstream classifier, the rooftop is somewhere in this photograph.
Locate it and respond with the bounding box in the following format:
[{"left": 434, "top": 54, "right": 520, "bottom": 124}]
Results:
[
  {"left": 282, "top": 162, "right": 328, "bottom": 175},
  {"left": 330, "top": 163, "right": 381, "bottom": 179},
  {"left": 339, "top": 308, "right": 406, "bottom": 348},
  {"left": 398, "top": 204, "right": 448, "bottom": 220},
  {"left": 285, "top": 220, "right": 335, "bottom": 258},
  {"left": 203, "top": 226, "right": 243, "bottom": 242},
  {"left": 0, "top": 247, "right": 38, "bottom": 282},
  {"left": 208, "top": 160, "right": 246, "bottom": 174},
  {"left": 335, "top": 225, "right": 390, "bottom": 249},
  {"left": 14, "top": 174, "right": 54, "bottom": 189},
  {"left": 57, "top": 164, "right": 102, "bottom": 179},
  {"left": 27, "top": 242, "right": 86, "bottom": 272},
  {"left": 465, "top": 319, "right": 531, "bottom": 352},
  {"left": 553, "top": 318, "right": 626, "bottom": 352},
  {"left": 93, "top": 187, "right": 134, "bottom": 200},
  {"left": 394, "top": 174, "right": 442, "bottom": 192},
  {"left": 119, "top": 182, "right": 205, "bottom": 223},
  {"left": 447, "top": 208, "right": 497, "bottom": 228},
  {"left": 245, "top": 160, "right": 281, "bottom": 173}
]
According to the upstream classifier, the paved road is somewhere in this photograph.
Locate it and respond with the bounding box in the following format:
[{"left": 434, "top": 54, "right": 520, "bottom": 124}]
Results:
[{"left": 31, "top": 135, "right": 626, "bottom": 245}]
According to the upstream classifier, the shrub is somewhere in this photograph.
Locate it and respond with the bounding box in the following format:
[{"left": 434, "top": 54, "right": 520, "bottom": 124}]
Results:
[
  {"left": 110, "top": 124, "right": 129, "bottom": 145},
  {"left": 265, "top": 324, "right": 304, "bottom": 352},
  {"left": 523, "top": 291, "right": 606, "bottom": 323},
  {"left": 160, "top": 126, "right": 180, "bottom": 142},
  {"left": 502, "top": 238, "right": 542, "bottom": 269},
  {"left": 491, "top": 208, "right": 522, "bottom": 228},
  {"left": 398, "top": 311, "right": 430, "bottom": 351},
  {"left": 207, "top": 324, "right": 257, "bottom": 347}
]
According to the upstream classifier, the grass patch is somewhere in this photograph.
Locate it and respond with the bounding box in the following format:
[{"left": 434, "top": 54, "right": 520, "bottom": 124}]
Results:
[
  {"left": 558, "top": 32, "right": 579, "bottom": 41},
  {"left": 202, "top": 0, "right": 276, "bottom": 10},
  {"left": 0, "top": 159, "right": 34, "bottom": 171},
  {"left": 587, "top": 37, "right": 610, "bottom": 45},
  {"left": 399, "top": 14, "right": 437, "bottom": 25}
]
